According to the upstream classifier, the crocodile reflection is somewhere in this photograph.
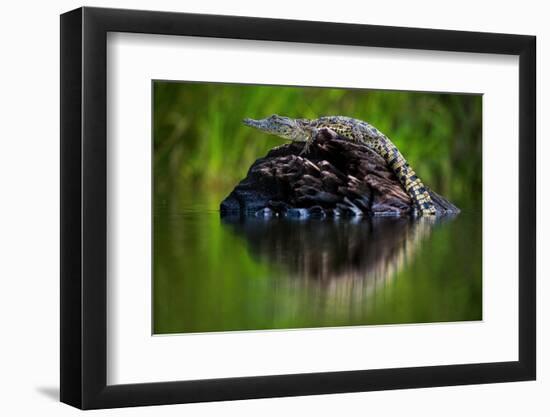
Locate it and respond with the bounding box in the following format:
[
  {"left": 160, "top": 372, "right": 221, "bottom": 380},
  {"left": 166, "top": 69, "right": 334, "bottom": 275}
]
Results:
[{"left": 222, "top": 216, "right": 445, "bottom": 293}]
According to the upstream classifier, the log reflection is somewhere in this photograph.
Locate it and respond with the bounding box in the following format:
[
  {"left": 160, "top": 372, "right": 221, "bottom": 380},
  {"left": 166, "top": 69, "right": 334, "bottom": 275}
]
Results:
[{"left": 222, "top": 216, "right": 447, "bottom": 301}]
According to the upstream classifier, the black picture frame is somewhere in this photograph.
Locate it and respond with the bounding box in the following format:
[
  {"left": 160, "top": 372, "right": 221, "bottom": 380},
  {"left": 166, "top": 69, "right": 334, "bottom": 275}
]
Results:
[{"left": 60, "top": 6, "right": 536, "bottom": 410}]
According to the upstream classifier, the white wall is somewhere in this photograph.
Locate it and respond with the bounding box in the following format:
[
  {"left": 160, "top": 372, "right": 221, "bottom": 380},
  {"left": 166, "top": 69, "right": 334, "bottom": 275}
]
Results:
[{"left": 0, "top": 0, "right": 546, "bottom": 415}]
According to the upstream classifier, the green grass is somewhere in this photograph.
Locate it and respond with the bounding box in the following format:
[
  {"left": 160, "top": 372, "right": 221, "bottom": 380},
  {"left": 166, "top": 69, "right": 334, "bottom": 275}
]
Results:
[{"left": 153, "top": 81, "right": 482, "bottom": 210}]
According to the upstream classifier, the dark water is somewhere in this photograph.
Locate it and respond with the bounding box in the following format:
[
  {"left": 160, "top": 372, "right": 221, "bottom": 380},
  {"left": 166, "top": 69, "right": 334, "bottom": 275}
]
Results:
[{"left": 153, "top": 194, "right": 482, "bottom": 334}]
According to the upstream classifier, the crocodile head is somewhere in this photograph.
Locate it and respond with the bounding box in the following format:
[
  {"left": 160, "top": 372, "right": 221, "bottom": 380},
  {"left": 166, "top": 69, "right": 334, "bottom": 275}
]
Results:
[{"left": 243, "top": 115, "right": 307, "bottom": 141}]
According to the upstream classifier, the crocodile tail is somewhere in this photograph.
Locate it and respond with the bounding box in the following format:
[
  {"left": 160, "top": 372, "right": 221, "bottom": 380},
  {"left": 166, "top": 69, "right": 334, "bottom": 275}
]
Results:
[{"left": 381, "top": 139, "right": 437, "bottom": 215}]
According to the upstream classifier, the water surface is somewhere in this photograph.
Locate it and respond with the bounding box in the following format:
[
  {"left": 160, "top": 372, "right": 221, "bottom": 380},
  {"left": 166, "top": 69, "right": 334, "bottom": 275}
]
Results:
[{"left": 153, "top": 193, "right": 481, "bottom": 334}]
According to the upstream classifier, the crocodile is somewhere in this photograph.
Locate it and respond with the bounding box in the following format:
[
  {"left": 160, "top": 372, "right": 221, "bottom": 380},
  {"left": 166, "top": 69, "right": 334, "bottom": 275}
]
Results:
[{"left": 243, "top": 114, "right": 437, "bottom": 216}]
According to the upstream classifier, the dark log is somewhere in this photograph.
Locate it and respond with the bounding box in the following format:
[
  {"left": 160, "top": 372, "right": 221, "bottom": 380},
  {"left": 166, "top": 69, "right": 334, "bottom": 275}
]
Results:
[{"left": 220, "top": 130, "right": 459, "bottom": 218}]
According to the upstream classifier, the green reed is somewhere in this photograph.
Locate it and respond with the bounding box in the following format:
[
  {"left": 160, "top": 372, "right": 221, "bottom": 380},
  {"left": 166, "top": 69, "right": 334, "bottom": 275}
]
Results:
[{"left": 153, "top": 82, "right": 482, "bottom": 211}]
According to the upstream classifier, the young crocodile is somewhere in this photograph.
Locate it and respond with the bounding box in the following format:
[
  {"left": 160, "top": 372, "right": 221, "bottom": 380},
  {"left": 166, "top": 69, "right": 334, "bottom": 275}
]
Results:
[{"left": 243, "top": 114, "right": 437, "bottom": 215}]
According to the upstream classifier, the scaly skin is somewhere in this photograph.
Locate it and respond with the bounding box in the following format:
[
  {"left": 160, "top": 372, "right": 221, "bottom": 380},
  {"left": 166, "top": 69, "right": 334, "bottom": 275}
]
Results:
[{"left": 243, "top": 114, "right": 437, "bottom": 215}]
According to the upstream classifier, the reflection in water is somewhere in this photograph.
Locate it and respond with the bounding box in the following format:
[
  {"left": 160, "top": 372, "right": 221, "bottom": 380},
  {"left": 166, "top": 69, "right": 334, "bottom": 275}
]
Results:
[
  {"left": 154, "top": 208, "right": 480, "bottom": 334},
  {"left": 222, "top": 216, "right": 441, "bottom": 305}
]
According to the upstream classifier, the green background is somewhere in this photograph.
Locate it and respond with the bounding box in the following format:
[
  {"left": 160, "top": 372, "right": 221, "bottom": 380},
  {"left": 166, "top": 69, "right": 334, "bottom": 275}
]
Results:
[{"left": 154, "top": 82, "right": 482, "bottom": 211}]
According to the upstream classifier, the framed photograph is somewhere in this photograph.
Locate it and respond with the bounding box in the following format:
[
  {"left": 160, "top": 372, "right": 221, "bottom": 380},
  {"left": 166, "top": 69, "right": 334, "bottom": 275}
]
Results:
[{"left": 60, "top": 6, "right": 536, "bottom": 409}]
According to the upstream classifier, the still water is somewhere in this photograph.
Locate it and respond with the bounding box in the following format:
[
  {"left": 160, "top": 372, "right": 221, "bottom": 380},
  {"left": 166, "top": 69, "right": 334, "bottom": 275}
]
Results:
[{"left": 153, "top": 193, "right": 482, "bottom": 334}]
